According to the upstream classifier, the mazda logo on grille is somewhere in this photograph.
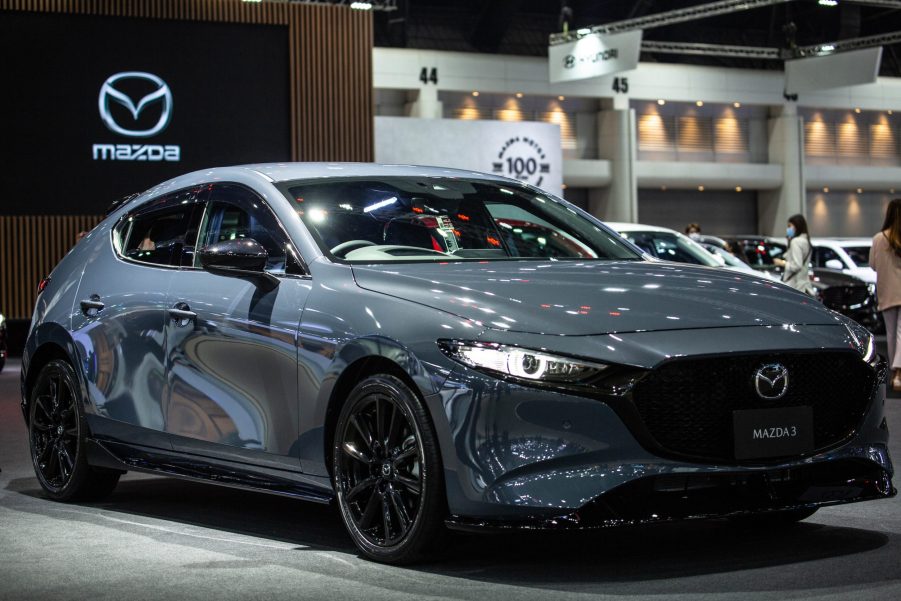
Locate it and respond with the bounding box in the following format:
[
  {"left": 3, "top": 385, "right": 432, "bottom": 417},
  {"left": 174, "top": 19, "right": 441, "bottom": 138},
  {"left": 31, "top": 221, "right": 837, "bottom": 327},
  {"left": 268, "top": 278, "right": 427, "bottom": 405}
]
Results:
[
  {"left": 564, "top": 55, "right": 576, "bottom": 69},
  {"left": 754, "top": 363, "right": 789, "bottom": 400},
  {"left": 98, "top": 72, "right": 172, "bottom": 138}
]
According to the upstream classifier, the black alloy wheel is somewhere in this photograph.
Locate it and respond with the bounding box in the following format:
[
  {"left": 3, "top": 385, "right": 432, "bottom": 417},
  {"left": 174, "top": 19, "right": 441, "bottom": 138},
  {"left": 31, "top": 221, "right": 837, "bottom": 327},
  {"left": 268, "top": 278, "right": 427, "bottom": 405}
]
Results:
[
  {"left": 333, "top": 374, "right": 446, "bottom": 564},
  {"left": 29, "top": 359, "right": 121, "bottom": 501}
]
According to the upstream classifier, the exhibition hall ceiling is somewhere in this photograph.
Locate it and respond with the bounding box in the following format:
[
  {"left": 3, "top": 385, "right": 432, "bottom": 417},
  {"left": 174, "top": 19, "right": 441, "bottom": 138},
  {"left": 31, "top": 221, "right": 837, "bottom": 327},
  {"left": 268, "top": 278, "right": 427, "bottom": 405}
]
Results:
[{"left": 373, "top": 0, "right": 901, "bottom": 75}]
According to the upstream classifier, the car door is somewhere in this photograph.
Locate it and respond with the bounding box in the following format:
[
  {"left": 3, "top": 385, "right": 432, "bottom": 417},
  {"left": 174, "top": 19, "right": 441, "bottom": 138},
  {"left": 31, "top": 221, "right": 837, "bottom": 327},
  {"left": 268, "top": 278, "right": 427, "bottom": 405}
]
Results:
[
  {"left": 71, "top": 187, "right": 204, "bottom": 448},
  {"left": 163, "top": 182, "right": 310, "bottom": 471}
]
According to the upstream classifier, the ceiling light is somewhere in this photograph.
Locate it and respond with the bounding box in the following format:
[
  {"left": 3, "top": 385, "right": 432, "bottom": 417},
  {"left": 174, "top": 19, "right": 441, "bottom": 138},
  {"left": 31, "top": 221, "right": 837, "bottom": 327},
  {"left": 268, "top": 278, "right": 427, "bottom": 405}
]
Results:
[
  {"left": 515, "top": 92, "right": 524, "bottom": 98},
  {"left": 818, "top": 0, "right": 838, "bottom": 6},
  {"left": 471, "top": 91, "right": 479, "bottom": 97},
  {"left": 661, "top": 185, "right": 667, "bottom": 191},
  {"left": 820, "top": 44, "right": 836, "bottom": 52},
  {"left": 733, "top": 102, "right": 741, "bottom": 108},
  {"left": 735, "top": 186, "right": 743, "bottom": 192},
  {"left": 576, "top": 28, "right": 591, "bottom": 36},
  {"left": 854, "top": 107, "right": 862, "bottom": 113},
  {"left": 657, "top": 99, "right": 666, "bottom": 105},
  {"left": 823, "top": 187, "right": 830, "bottom": 193},
  {"left": 698, "top": 185, "right": 705, "bottom": 192},
  {"left": 558, "top": 95, "right": 565, "bottom": 101},
  {"left": 696, "top": 101, "right": 704, "bottom": 107},
  {"left": 350, "top": 2, "right": 373, "bottom": 9},
  {"left": 889, "top": 110, "right": 894, "bottom": 115},
  {"left": 857, "top": 188, "right": 863, "bottom": 194}
]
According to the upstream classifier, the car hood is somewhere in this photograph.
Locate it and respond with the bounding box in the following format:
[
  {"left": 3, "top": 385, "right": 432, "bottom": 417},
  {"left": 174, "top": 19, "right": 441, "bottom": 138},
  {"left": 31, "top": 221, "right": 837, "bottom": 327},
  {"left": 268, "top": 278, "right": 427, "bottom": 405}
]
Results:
[{"left": 351, "top": 260, "right": 841, "bottom": 335}]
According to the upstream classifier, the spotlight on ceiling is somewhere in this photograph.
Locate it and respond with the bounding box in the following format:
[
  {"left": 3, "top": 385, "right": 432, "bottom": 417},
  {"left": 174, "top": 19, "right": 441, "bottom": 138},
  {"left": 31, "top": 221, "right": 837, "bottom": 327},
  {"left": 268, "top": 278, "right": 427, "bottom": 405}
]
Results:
[
  {"left": 696, "top": 100, "right": 704, "bottom": 107},
  {"left": 350, "top": 2, "right": 373, "bottom": 10},
  {"left": 657, "top": 99, "right": 666, "bottom": 105},
  {"left": 818, "top": 0, "right": 839, "bottom": 6}
]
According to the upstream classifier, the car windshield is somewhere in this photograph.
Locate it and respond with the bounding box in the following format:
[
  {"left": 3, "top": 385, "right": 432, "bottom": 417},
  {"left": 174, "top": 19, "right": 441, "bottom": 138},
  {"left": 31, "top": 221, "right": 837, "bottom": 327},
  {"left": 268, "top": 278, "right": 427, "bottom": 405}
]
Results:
[
  {"left": 843, "top": 245, "right": 870, "bottom": 268},
  {"left": 619, "top": 230, "right": 721, "bottom": 267},
  {"left": 281, "top": 177, "right": 641, "bottom": 263}
]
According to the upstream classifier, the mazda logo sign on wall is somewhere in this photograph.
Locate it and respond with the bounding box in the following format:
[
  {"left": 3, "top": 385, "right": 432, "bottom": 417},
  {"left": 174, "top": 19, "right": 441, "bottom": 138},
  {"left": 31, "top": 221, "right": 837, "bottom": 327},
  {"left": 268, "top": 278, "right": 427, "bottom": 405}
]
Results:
[
  {"left": 98, "top": 72, "right": 172, "bottom": 138},
  {"left": 753, "top": 363, "right": 789, "bottom": 400}
]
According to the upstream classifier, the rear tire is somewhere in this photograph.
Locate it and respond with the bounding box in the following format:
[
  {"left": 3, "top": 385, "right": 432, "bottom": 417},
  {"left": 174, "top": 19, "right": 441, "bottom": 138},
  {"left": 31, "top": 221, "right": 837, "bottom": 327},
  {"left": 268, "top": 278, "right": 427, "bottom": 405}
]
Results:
[
  {"left": 28, "top": 359, "right": 121, "bottom": 502},
  {"left": 332, "top": 374, "right": 447, "bottom": 564}
]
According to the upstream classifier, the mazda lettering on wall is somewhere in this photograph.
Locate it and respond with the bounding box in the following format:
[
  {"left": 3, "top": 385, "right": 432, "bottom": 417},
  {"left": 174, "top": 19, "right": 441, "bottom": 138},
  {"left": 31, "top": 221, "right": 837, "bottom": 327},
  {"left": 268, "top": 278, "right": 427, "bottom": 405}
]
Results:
[
  {"left": 492, "top": 136, "right": 551, "bottom": 188},
  {"left": 92, "top": 71, "right": 180, "bottom": 162}
]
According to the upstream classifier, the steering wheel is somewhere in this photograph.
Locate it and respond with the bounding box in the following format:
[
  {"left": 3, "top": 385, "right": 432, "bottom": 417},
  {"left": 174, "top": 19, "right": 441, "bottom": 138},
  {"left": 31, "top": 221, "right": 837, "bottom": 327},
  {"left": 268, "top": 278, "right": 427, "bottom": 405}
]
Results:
[{"left": 330, "top": 239, "right": 376, "bottom": 257}]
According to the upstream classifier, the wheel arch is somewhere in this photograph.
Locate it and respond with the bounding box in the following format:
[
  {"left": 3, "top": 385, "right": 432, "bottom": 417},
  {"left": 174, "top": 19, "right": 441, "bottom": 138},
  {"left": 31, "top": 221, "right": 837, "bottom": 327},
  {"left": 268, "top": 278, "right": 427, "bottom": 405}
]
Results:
[
  {"left": 21, "top": 322, "right": 86, "bottom": 425},
  {"left": 318, "top": 336, "right": 444, "bottom": 477}
]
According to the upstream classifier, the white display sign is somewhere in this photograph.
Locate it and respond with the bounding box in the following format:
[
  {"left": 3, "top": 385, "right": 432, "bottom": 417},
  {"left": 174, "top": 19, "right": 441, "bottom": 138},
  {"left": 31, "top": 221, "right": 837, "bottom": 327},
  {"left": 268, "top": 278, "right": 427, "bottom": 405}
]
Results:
[
  {"left": 549, "top": 30, "right": 643, "bottom": 83},
  {"left": 785, "top": 47, "right": 882, "bottom": 94},
  {"left": 375, "top": 117, "right": 563, "bottom": 197}
]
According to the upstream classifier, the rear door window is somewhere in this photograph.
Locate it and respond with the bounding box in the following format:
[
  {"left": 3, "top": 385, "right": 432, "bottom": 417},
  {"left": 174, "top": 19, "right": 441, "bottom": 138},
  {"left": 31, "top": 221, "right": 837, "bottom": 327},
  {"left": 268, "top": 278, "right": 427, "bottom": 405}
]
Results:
[{"left": 115, "top": 188, "right": 204, "bottom": 267}]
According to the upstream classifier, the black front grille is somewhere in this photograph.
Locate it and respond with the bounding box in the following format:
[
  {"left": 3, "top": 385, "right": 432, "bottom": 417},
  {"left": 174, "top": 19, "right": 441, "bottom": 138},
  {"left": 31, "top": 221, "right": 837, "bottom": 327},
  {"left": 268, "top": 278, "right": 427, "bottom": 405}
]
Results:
[
  {"left": 630, "top": 351, "right": 876, "bottom": 463},
  {"left": 821, "top": 285, "right": 869, "bottom": 309}
]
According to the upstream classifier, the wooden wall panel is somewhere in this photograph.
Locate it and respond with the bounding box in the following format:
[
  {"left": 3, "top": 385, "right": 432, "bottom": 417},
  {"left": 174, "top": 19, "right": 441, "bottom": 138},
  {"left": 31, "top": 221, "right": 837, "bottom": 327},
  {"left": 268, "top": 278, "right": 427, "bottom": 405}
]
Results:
[
  {"left": 1, "top": 215, "right": 102, "bottom": 319},
  {"left": 0, "top": 0, "right": 374, "bottom": 320}
]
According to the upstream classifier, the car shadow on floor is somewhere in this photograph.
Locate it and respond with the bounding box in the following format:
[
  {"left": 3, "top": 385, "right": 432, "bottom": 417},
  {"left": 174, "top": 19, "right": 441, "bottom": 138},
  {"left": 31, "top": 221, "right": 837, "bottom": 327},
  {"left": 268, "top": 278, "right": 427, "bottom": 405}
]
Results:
[{"left": 5, "top": 474, "right": 897, "bottom": 592}]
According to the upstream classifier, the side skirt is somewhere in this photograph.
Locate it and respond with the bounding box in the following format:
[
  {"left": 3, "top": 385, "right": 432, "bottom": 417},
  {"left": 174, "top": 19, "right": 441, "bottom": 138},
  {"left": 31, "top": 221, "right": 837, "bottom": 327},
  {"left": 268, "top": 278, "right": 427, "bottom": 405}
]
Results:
[{"left": 86, "top": 438, "right": 335, "bottom": 504}]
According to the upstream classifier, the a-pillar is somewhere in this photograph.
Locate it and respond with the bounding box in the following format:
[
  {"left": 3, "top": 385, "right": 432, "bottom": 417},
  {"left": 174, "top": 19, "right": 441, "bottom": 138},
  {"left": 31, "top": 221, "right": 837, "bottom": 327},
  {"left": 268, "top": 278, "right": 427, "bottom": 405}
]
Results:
[
  {"left": 759, "top": 103, "right": 806, "bottom": 236},
  {"left": 588, "top": 96, "right": 638, "bottom": 223}
]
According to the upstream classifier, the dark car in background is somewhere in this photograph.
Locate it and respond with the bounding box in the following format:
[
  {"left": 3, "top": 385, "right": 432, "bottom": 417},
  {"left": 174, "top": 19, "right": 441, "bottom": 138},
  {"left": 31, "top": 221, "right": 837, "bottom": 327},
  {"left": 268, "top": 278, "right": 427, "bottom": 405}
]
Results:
[
  {"left": 21, "top": 164, "right": 894, "bottom": 564},
  {"left": 721, "top": 235, "right": 881, "bottom": 333}
]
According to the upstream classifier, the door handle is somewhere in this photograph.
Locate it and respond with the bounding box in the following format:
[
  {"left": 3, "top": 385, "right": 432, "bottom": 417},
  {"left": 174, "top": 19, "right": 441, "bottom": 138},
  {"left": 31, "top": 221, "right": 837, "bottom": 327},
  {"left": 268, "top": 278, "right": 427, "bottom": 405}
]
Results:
[
  {"left": 168, "top": 303, "right": 196, "bottom": 326},
  {"left": 80, "top": 295, "right": 104, "bottom": 316}
]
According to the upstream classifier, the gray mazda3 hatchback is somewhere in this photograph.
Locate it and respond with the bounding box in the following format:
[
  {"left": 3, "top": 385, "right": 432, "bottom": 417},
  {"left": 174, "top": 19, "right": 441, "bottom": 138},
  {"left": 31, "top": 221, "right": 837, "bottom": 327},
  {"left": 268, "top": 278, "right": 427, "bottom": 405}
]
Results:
[{"left": 22, "top": 163, "right": 895, "bottom": 563}]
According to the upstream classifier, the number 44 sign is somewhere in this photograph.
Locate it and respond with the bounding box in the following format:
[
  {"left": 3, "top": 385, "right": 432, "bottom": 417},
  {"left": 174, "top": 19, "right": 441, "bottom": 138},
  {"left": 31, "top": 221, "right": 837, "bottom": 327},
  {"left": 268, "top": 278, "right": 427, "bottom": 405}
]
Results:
[{"left": 492, "top": 136, "right": 551, "bottom": 188}]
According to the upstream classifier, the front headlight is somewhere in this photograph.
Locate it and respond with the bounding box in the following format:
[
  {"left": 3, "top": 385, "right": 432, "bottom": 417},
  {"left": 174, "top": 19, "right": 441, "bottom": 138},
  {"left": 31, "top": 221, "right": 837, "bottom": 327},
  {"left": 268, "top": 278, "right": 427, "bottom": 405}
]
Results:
[
  {"left": 845, "top": 320, "right": 877, "bottom": 364},
  {"left": 438, "top": 340, "right": 608, "bottom": 383}
]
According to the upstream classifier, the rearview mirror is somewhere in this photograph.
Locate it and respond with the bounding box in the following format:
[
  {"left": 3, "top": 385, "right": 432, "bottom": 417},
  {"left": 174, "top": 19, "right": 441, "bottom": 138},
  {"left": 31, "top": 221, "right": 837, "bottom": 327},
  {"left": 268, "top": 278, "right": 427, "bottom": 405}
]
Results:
[{"left": 825, "top": 259, "right": 844, "bottom": 271}]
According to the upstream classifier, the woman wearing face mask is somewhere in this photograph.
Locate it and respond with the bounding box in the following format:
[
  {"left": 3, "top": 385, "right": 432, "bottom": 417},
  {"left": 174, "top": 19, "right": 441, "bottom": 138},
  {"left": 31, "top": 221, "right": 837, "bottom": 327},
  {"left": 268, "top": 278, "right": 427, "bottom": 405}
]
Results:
[
  {"left": 870, "top": 198, "right": 901, "bottom": 391},
  {"left": 773, "top": 214, "right": 814, "bottom": 295},
  {"left": 685, "top": 223, "right": 702, "bottom": 241}
]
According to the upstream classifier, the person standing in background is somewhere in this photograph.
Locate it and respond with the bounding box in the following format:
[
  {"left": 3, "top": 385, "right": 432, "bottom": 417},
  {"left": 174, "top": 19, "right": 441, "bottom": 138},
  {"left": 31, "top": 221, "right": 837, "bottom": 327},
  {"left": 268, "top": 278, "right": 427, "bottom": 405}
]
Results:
[
  {"left": 870, "top": 198, "right": 901, "bottom": 391},
  {"left": 774, "top": 214, "right": 814, "bottom": 295},
  {"left": 685, "top": 223, "right": 702, "bottom": 240}
]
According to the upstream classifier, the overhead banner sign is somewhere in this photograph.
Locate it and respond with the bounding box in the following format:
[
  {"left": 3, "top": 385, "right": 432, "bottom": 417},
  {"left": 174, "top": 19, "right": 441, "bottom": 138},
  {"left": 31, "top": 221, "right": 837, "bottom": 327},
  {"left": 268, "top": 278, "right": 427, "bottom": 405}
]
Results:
[
  {"left": 785, "top": 47, "right": 883, "bottom": 94},
  {"left": 549, "top": 30, "right": 643, "bottom": 83},
  {"left": 375, "top": 117, "right": 563, "bottom": 197}
]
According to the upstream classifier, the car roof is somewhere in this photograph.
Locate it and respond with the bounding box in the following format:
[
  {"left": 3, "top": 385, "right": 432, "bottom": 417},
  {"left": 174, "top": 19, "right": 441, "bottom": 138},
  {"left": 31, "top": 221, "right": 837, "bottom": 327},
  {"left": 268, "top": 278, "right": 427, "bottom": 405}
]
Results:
[
  {"left": 186, "top": 163, "right": 521, "bottom": 186},
  {"left": 606, "top": 222, "right": 681, "bottom": 235},
  {"left": 811, "top": 237, "right": 872, "bottom": 246}
]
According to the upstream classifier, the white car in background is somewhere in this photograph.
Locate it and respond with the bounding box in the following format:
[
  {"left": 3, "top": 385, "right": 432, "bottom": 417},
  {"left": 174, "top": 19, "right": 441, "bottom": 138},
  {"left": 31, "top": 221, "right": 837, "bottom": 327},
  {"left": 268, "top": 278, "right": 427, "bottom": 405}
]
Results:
[
  {"left": 608, "top": 222, "right": 761, "bottom": 276},
  {"left": 811, "top": 238, "right": 876, "bottom": 285}
]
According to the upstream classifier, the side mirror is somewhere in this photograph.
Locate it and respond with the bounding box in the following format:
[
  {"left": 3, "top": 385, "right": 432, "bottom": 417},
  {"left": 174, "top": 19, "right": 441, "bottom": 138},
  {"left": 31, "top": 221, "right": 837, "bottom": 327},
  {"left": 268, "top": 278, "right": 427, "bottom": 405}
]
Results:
[
  {"left": 199, "top": 239, "right": 278, "bottom": 289},
  {"left": 825, "top": 259, "right": 844, "bottom": 271}
]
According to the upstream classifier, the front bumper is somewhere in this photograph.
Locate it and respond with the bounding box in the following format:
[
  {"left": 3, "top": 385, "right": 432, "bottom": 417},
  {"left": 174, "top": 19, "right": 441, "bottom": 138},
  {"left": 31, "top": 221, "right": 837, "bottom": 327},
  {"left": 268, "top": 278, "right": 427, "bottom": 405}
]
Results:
[
  {"left": 427, "top": 326, "right": 894, "bottom": 522},
  {"left": 446, "top": 455, "right": 895, "bottom": 531}
]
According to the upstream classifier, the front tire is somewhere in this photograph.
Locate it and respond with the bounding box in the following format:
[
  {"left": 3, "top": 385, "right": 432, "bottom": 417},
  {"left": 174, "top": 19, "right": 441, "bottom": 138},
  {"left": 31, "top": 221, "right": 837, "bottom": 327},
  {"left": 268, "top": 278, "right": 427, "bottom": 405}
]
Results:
[
  {"left": 332, "top": 374, "right": 446, "bottom": 564},
  {"left": 28, "top": 359, "right": 121, "bottom": 501}
]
